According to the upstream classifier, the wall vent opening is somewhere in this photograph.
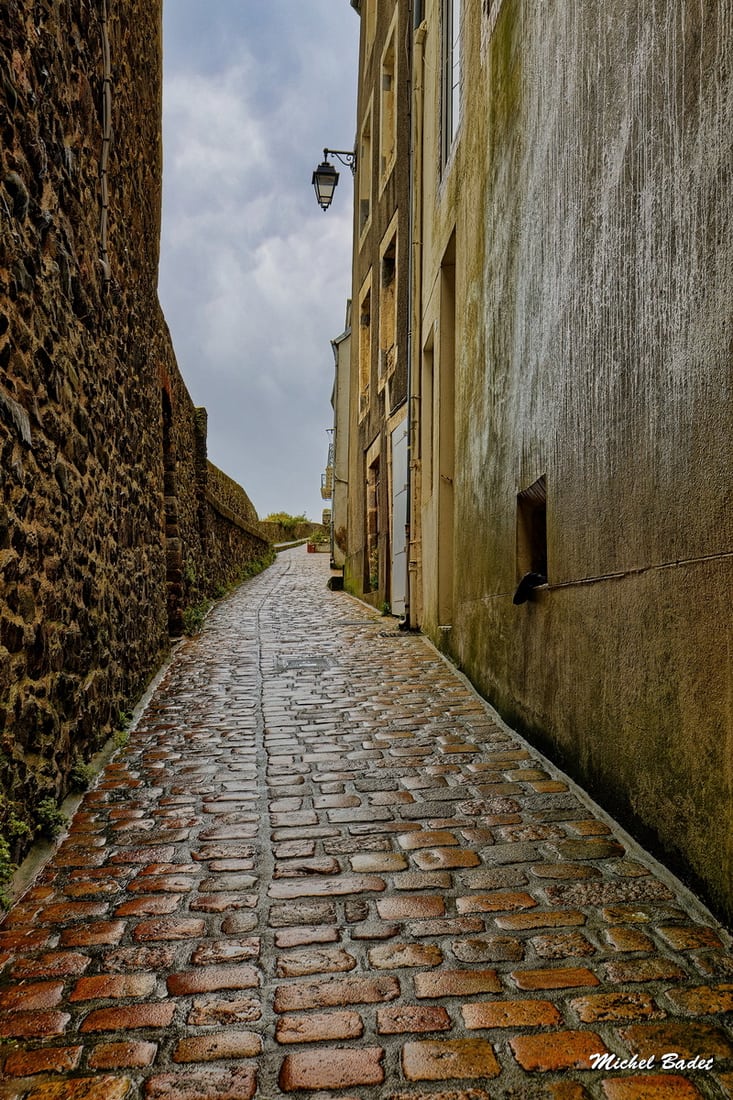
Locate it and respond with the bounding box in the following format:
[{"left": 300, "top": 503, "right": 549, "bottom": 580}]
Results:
[{"left": 516, "top": 474, "right": 547, "bottom": 581}]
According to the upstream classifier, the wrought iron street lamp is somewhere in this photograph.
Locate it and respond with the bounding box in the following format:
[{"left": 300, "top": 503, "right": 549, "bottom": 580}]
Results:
[{"left": 312, "top": 148, "right": 356, "bottom": 211}]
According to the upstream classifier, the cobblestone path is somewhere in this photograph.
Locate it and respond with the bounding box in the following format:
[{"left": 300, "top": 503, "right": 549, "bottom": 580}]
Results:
[{"left": 1, "top": 547, "right": 732, "bottom": 1100}]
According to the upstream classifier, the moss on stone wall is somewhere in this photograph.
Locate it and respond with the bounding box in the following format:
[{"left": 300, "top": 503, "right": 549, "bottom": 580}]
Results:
[{"left": 0, "top": 0, "right": 269, "bottom": 875}]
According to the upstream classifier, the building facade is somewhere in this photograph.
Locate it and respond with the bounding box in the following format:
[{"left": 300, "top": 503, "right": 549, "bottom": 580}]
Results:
[
  {"left": 328, "top": 302, "right": 352, "bottom": 568},
  {"left": 343, "top": 0, "right": 412, "bottom": 615},
  {"left": 339, "top": 0, "right": 733, "bottom": 921}
]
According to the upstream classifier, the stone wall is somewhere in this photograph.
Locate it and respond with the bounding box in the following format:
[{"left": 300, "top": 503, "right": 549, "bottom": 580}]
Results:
[
  {"left": 0, "top": 0, "right": 270, "bottom": 862},
  {"left": 204, "top": 462, "right": 274, "bottom": 593}
]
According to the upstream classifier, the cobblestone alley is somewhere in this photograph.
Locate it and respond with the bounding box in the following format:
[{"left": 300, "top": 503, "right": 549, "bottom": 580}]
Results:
[{"left": 1, "top": 547, "right": 732, "bottom": 1100}]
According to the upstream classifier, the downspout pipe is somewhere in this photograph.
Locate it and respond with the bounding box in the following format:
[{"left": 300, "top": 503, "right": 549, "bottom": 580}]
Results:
[
  {"left": 403, "top": 13, "right": 427, "bottom": 629},
  {"left": 401, "top": 1, "right": 416, "bottom": 628}
]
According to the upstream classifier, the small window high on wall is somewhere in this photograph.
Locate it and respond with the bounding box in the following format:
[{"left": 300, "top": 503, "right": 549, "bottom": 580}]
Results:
[
  {"left": 358, "top": 277, "right": 372, "bottom": 417},
  {"left": 441, "top": 0, "right": 462, "bottom": 166},
  {"left": 380, "top": 15, "right": 397, "bottom": 184},
  {"left": 379, "top": 230, "right": 397, "bottom": 386},
  {"left": 358, "top": 105, "right": 373, "bottom": 237}
]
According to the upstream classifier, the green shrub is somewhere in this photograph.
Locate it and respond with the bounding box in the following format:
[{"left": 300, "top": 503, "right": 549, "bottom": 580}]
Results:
[
  {"left": 0, "top": 835, "right": 16, "bottom": 909},
  {"left": 35, "top": 798, "right": 67, "bottom": 839},
  {"left": 182, "top": 600, "right": 211, "bottom": 635},
  {"left": 69, "top": 758, "right": 94, "bottom": 793},
  {"left": 113, "top": 728, "right": 129, "bottom": 750},
  {"left": 6, "top": 812, "right": 32, "bottom": 841}
]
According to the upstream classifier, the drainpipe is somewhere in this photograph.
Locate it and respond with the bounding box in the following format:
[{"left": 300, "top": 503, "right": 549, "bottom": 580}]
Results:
[{"left": 404, "top": 11, "right": 427, "bottom": 629}]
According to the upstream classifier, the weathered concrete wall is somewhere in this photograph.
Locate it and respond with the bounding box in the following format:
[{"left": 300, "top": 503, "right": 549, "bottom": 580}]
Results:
[
  {"left": 0, "top": 0, "right": 269, "bottom": 860},
  {"left": 418, "top": 0, "right": 733, "bottom": 919}
]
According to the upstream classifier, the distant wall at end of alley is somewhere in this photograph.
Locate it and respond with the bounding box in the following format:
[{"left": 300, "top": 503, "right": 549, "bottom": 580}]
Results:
[
  {"left": 259, "top": 520, "right": 326, "bottom": 545},
  {"left": 0, "top": 0, "right": 271, "bottom": 863},
  {"left": 204, "top": 461, "right": 274, "bottom": 593}
]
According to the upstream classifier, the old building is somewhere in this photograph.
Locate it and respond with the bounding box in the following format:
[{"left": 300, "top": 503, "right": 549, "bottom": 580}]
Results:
[
  {"left": 342, "top": 0, "right": 412, "bottom": 616},
  {"left": 327, "top": 301, "right": 352, "bottom": 568},
  {"left": 338, "top": 0, "right": 733, "bottom": 921},
  {"left": 0, "top": 0, "right": 269, "bottom": 861}
]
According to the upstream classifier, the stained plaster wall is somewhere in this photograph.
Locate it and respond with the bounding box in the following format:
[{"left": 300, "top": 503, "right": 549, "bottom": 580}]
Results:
[
  {"left": 418, "top": 0, "right": 733, "bottom": 919},
  {"left": 0, "top": 0, "right": 269, "bottom": 858}
]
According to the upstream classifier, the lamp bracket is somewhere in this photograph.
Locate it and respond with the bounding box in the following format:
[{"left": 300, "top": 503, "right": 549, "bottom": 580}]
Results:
[{"left": 323, "top": 147, "right": 357, "bottom": 174}]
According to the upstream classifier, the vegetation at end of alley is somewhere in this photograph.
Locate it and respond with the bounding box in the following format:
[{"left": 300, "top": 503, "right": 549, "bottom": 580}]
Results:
[{"left": 263, "top": 511, "right": 309, "bottom": 532}]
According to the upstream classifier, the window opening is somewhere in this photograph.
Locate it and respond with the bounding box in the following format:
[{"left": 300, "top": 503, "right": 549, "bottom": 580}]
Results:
[
  {"left": 380, "top": 21, "right": 397, "bottom": 181},
  {"left": 358, "top": 281, "right": 372, "bottom": 417},
  {"left": 366, "top": 455, "right": 381, "bottom": 592},
  {"left": 514, "top": 475, "right": 548, "bottom": 604},
  {"left": 441, "top": 0, "right": 462, "bottom": 165},
  {"left": 379, "top": 235, "right": 397, "bottom": 385},
  {"left": 359, "top": 107, "right": 373, "bottom": 235}
]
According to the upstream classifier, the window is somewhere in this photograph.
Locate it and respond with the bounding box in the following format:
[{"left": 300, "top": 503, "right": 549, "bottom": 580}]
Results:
[
  {"left": 441, "top": 0, "right": 462, "bottom": 166},
  {"left": 358, "top": 105, "right": 373, "bottom": 236},
  {"left": 420, "top": 332, "right": 434, "bottom": 498},
  {"left": 379, "top": 15, "right": 397, "bottom": 184},
  {"left": 358, "top": 276, "right": 372, "bottom": 417},
  {"left": 378, "top": 229, "right": 397, "bottom": 386},
  {"left": 365, "top": 453, "right": 381, "bottom": 592},
  {"left": 364, "top": 0, "right": 376, "bottom": 57},
  {"left": 516, "top": 475, "right": 548, "bottom": 579}
]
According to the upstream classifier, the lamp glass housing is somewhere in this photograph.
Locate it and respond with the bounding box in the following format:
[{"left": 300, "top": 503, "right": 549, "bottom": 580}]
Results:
[{"left": 312, "top": 160, "right": 340, "bottom": 210}]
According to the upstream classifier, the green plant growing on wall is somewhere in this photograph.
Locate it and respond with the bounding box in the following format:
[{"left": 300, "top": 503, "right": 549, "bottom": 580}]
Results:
[
  {"left": 0, "top": 792, "right": 34, "bottom": 907},
  {"left": 69, "top": 757, "right": 94, "bottom": 793},
  {"left": 369, "top": 547, "right": 379, "bottom": 591},
  {"left": 182, "top": 599, "right": 212, "bottom": 635},
  {"left": 35, "top": 798, "right": 67, "bottom": 839},
  {"left": 6, "top": 811, "right": 32, "bottom": 842},
  {"left": 0, "top": 835, "right": 16, "bottom": 909},
  {"left": 113, "top": 728, "right": 129, "bottom": 750}
]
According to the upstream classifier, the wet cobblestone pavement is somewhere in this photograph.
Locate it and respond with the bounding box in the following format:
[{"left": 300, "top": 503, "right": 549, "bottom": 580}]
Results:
[{"left": 1, "top": 547, "right": 732, "bottom": 1100}]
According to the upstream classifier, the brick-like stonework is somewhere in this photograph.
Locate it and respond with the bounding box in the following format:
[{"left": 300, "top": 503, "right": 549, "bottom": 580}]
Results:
[{"left": 0, "top": 0, "right": 270, "bottom": 859}]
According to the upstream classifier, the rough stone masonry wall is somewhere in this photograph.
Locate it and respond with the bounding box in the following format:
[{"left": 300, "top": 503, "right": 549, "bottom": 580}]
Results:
[
  {"left": 0, "top": 0, "right": 269, "bottom": 861},
  {"left": 204, "top": 461, "right": 274, "bottom": 594}
]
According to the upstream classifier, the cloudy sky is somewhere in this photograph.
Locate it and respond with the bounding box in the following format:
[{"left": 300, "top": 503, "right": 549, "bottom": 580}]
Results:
[{"left": 158, "top": 2, "right": 359, "bottom": 522}]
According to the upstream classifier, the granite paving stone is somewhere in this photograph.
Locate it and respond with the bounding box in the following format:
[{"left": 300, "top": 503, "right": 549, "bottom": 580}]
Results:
[{"left": 1, "top": 548, "right": 731, "bottom": 1098}]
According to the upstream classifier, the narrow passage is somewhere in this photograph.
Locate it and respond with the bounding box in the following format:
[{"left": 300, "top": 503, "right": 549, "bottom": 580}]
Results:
[{"left": 1, "top": 548, "right": 732, "bottom": 1099}]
